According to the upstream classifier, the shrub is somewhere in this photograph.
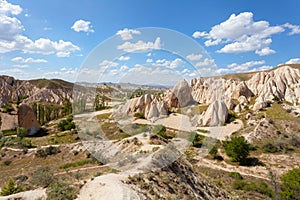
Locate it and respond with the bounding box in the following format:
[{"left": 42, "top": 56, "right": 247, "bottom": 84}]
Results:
[
  {"left": 134, "top": 112, "right": 145, "bottom": 119},
  {"left": 229, "top": 172, "right": 243, "bottom": 180},
  {"left": 31, "top": 167, "right": 55, "bottom": 187},
  {"left": 3, "top": 160, "right": 12, "bottom": 166},
  {"left": 35, "top": 149, "right": 47, "bottom": 158},
  {"left": 57, "top": 116, "right": 76, "bottom": 131},
  {"left": 46, "top": 181, "right": 76, "bottom": 200},
  {"left": 223, "top": 136, "right": 250, "bottom": 162},
  {"left": 0, "top": 179, "right": 23, "bottom": 196},
  {"left": 45, "top": 146, "right": 60, "bottom": 155},
  {"left": 262, "top": 142, "right": 279, "bottom": 153},
  {"left": 226, "top": 111, "right": 237, "bottom": 123},
  {"left": 232, "top": 179, "right": 273, "bottom": 197},
  {"left": 280, "top": 167, "right": 300, "bottom": 200},
  {"left": 20, "top": 138, "right": 33, "bottom": 148},
  {"left": 17, "top": 127, "right": 27, "bottom": 138},
  {"left": 192, "top": 133, "right": 205, "bottom": 148}
]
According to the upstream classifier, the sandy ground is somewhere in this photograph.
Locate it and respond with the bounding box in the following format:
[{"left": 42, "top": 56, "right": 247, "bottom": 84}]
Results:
[
  {"left": 134, "top": 113, "right": 243, "bottom": 141},
  {"left": 0, "top": 188, "right": 46, "bottom": 200},
  {"left": 77, "top": 173, "right": 140, "bottom": 200}
]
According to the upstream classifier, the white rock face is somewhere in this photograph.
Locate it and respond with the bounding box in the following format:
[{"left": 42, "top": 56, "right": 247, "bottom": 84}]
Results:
[
  {"left": 199, "top": 100, "right": 228, "bottom": 126},
  {"left": 170, "top": 79, "right": 194, "bottom": 107},
  {"left": 115, "top": 94, "right": 168, "bottom": 120}
]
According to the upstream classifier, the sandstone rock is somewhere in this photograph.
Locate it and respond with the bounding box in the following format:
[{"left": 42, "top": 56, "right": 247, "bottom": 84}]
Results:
[
  {"left": 18, "top": 104, "right": 40, "bottom": 135},
  {"left": 171, "top": 79, "right": 194, "bottom": 107},
  {"left": 234, "top": 104, "right": 242, "bottom": 113},
  {"left": 199, "top": 100, "right": 228, "bottom": 126}
]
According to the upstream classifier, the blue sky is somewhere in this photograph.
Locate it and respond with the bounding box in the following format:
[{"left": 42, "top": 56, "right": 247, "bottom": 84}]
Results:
[{"left": 0, "top": 0, "right": 300, "bottom": 84}]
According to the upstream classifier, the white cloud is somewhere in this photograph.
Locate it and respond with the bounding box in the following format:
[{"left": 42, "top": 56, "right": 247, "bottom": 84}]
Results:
[
  {"left": 186, "top": 53, "right": 203, "bottom": 61},
  {"left": 228, "top": 60, "right": 265, "bottom": 72},
  {"left": 0, "top": 0, "right": 22, "bottom": 15},
  {"left": 192, "top": 31, "right": 207, "bottom": 38},
  {"left": 152, "top": 58, "right": 184, "bottom": 69},
  {"left": 216, "top": 60, "right": 266, "bottom": 74},
  {"left": 189, "top": 72, "right": 197, "bottom": 77},
  {"left": 116, "top": 28, "right": 141, "bottom": 40},
  {"left": 99, "top": 60, "right": 118, "bottom": 68},
  {"left": 120, "top": 65, "right": 128, "bottom": 71},
  {"left": 13, "top": 64, "right": 29, "bottom": 68},
  {"left": 182, "top": 68, "right": 190, "bottom": 73},
  {"left": 117, "top": 37, "right": 161, "bottom": 52},
  {"left": 11, "top": 56, "right": 47, "bottom": 63},
  {"left": 286, "top": 58, "right": 300, "bottom": 64},
  {"left": 118, "top": 55, "right": 130, "bottom": 61},
  {"left": 146, "top": 58, "right": 153, "bottom": 63},
  {"left": 194, "top": 12, "right": 284, "bottom": 56},
  {"left": 255, "top": 47, "right": 275, "bottom": 56},
  {"left": 56, "top": 51, "right": 70, "bottom": 57},
  {"left": 283, "top": 23, "right": 300, "bottom": 35},
  {"left": 71, "top": 19, "right": 94, "bottom": 33},
  {"left": 195, "top": 58, "right": 216, "bottom": 67},
  {"left": 0, "top": 1, "right": 80, "bottom": 56}
]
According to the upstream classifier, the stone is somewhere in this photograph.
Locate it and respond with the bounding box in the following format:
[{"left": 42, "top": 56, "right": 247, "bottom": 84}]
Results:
[{"left": 18, "top": 104, "right": 40, "bottom": 135}]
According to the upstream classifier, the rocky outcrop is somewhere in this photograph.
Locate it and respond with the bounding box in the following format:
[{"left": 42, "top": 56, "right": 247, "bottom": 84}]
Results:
[
  {"left": 246, "top": 66, "right": 300, "bottom": 104},
  {"left": 115, "top": 94, "right": 168, "bottom": 121},
  {"left": 199, "top": 100, "right": 228, "bottom": 126},
  {"left": 164, "top": 79, "right": 194, "bottom": 108},
  {"left": 18, "top": 104, "right": 40, "bottom": 135},
  {"left": 0, "top": 76, "right": 74, "bottom": 106}
]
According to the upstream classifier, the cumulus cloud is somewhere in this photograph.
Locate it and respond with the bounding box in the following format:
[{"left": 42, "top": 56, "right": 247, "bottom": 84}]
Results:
[
  {"left": 0, "top": 1, "right": 80, "bottom": 56},
  {"left": 11, "top": 56, "right": 47, "bottom": 63},
  {"left": 152, "top": 58, "right": 184, "bottom": 69},
  {"left": 118, "top": 55, "right": 130, "bottom": 61},
  {"left": 255, "top": 47, "right": 275, "bottom": 56},
  {"left": 146, "top": 58, "right": 153, "bottom": 63},
  {"left": 0, "top": 0, "right": 22, "bottom": 15},
  {"left": 217, "top": 60, "right": 266, "bottom": 74},
  {"left": 192, "top": 31, "right": 208, "bottom": 38},
  {"left": 117, "top": 37, "right": 161, "bottom": 52},
  {"left": 193, "top": 12, "right": 284, "bottom": 56},
  {"left": 71, "top": 19, "right": 94, "bottom": 33},
  {"left": 195, "top": 58, "right": 216, "bottom": 67},
  {"left": 116, "top": 28, "right": 141, "bottom": 40},
  {"left": 99, "top": 60, "right": 118, "bottom": 68},
  {"left": 283, "top": 23, "right": 300, "bottom": 35},
  {"left": 186, "top": 53, "right": 203, "bottom": 61},
  {"left": 286, "top": 58, "right": 300, "bottom": 64}
]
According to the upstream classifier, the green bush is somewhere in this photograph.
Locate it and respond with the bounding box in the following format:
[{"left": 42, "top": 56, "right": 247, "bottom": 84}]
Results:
[
  {"left": 152, "top": 125, "right": 174, "bottom": 140},
  {"left": 59, "top": 159, "right": 94, "bottom": 169},
  {"left": 17, "top": 127, "right": 27, "bottom": 138},
  {"left": 31, "top": 167, "right": 55, "bottom": 188},
  {"left": 223, "top": 136, "right": 250, "bottom": 162},
  {"left": 35, "top": 149, "right": 47, "bottom": 158},
  {"left": 3, "top": 160, "right": 12, "bottom": 166},
  {"left": 134, "top": 112, "right": 145, "bottom": 119},
  {"left": 280, "top": 167, "right": 300, "bottom": 200},
  {"left": 46, "top": 181, "right": 76, "bottom": 200},
  {"left": 57, "top": 116, "right": 76, "bottom": 131},
  {"left": 0, "top": 179, "right": 23, "bottom": 196},
  {"left": 192, "top": 133, "right": 205, "bottom": 148},
  {"left": 232, "top": 179, "right": 273, "bottom": 197},
  {"left": 262, "top": 142, "right": 279, "bottom": 153},
  {"left": 45, "top": 146, "right": 60, "bottom": 155},
  {"left": 229, "top": 172, "right": 243, "bottom": 180}
]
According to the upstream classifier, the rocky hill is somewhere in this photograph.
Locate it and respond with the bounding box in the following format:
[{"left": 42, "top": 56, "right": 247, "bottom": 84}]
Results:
[{"left": 119, "top": 65, "right": 300, "bottom": 126}]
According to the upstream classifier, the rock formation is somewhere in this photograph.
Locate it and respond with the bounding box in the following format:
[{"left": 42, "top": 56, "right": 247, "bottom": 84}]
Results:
[
  {"left": 18, "top": 104, "right": 40, "bottom": 135},
  {"left": 199, "top": 100, "right": 228, "bottom": 126}
]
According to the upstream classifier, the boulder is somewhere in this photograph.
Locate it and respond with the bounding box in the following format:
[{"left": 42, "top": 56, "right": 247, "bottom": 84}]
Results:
[{"left": 18, "top": 104, "right": 40, "bottom": 135}]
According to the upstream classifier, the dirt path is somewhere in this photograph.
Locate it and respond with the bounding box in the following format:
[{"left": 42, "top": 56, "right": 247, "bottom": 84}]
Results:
[{"left": 197, "top": 158, "right": 270, "bottom": 181}]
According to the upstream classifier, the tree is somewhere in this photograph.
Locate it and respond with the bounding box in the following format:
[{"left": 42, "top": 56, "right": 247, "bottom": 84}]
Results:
[
  {"left": 0, "top": 179, "right": 23, "bottom": 196},
  {"left": 280, "top": 167, "right": 300, "bottom": 200},
  {"left": 46, "top": 181, "right": 77, "bottom": 200},
  {"left": 223, "top": 136, "right": 250, "bottom": 162},
  {"left": 31, "top": 167, "right": 55, "bottom": 187}
]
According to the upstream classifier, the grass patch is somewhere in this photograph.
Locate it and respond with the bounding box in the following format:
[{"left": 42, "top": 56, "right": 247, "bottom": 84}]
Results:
[
  {"left": 96, "top": 112, "right": 112, "bottom": 121},
  {"left": 266, "top": 103, "right": 296, "bottom": 120},
  {"left": 59, "top": 159, "right": 95, "bottom": 169},
  {"left": 2, "top": 129, "right": 17, "bottom": 136},
  {"left": 232, "top": 179, "right": 274, "bottom": 198},
  {"left": 197, "top": 129, "right": 209, "bottom": 134},
  {"left": 190, "top": 105, "right": 208, "bottom": 115}
]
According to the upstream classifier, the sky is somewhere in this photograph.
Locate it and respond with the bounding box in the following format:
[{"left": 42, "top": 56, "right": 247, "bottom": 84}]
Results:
[{"left": 0, "top": 0, "right": 300, "bottom": 85}]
